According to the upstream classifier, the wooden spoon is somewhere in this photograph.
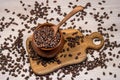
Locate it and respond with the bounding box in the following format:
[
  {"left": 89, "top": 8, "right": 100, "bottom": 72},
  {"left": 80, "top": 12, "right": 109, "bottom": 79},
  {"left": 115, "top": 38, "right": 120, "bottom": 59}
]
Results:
[{"left": 52, "top": 6, "right": 84, "bottom": 35}]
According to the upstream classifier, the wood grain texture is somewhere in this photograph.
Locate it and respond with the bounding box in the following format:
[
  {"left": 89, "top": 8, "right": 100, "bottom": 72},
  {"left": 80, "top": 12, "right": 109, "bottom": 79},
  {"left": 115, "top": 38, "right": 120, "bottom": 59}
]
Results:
[{"left": 26, "top": 29, "right": 104, "bottom": 75}]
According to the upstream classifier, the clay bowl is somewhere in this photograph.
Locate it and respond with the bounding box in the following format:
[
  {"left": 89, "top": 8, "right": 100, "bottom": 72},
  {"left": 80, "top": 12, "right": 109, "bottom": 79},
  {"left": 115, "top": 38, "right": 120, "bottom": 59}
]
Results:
[{"left": 32, "top": 23, "right": 65, "bottom": 58}]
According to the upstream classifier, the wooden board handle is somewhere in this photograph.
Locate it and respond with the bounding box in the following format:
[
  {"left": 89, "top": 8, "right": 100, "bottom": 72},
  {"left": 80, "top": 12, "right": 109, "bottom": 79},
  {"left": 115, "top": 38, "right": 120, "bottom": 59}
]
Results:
[{"left": 86, "top": 32, "right": 104, "bottom": 50}]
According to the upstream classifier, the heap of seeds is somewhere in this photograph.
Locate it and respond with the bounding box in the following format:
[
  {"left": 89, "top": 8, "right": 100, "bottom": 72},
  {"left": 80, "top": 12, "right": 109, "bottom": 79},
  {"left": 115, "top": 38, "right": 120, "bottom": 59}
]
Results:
[
  {"left": 34, "top": 26, "right": 61, "bottom": 48},
  {"left": 0, "top": 0, "right": 120, "bottom": 80},
  {"left": 66, "top": 35, "right": 81, "bottom": 48}
]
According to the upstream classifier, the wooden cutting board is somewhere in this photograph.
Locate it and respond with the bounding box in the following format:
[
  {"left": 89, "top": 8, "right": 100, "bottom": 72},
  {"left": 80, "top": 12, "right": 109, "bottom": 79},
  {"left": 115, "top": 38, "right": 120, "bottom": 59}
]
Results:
[{"left": 26, "top": 29, "right": 104, "bottom": 75}]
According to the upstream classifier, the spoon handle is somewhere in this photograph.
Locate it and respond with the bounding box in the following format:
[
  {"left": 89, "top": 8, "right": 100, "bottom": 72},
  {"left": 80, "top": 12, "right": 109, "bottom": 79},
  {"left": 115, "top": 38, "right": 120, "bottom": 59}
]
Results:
[{"left": 57, "top": 6, "right": 84, "bottom": 27}]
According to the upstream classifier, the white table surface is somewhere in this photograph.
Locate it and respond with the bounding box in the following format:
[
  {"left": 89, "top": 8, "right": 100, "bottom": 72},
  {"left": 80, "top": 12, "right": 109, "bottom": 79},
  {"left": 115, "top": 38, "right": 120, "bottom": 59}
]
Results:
[{"left": 0, "top": 0, "right": 120, "bottom": 80}]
